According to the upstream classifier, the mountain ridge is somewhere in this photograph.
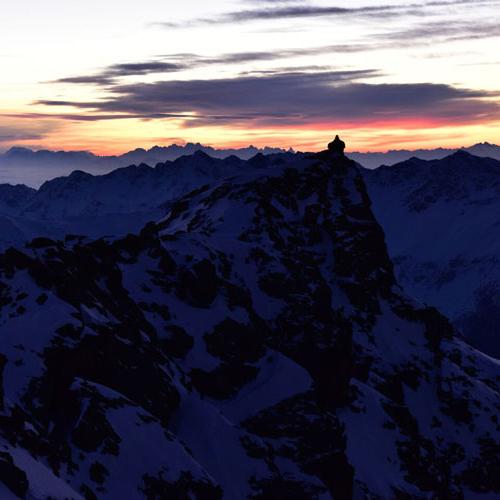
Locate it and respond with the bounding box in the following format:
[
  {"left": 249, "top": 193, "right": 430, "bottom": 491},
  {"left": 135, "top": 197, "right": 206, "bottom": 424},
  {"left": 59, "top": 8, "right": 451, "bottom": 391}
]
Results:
[
  {"left": 349, "top": 141, "right": 500, "bottom": 168},
  {"left": 0, "top": 151, "right": 291, "bottom": 249},
  {"left": 0, "top": 145, "right": 498, "bottom": 498},
  {"left": 0, "top": 143, "right": 291, "bottom": 188},
  {"left": 2, "top": 146, "right": 500, "bottom": 360},
  {"left": 2, "top": 141, "right": 500, "bottom": 187}
]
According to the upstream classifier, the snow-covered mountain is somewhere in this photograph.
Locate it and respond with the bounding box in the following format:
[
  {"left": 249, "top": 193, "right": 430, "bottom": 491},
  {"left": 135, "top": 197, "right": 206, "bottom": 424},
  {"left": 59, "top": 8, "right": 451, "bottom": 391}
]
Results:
[
  {"left": 0, "top": 152, "right": 296, "bottom": 249},
  {"left": 4, "top": 147, "right": 500, "bottom": 359},
  {"left": 0, "top": 145, "right": 498, "bottom": 498},
  {"left": 0, "top": 144, "right": 289, "bottom": 188},
  {"left": 364, "top": 151, "right": 500, "bottom": 358},
  {"left": 350, "top": 142, "right": 500, "bottom": 169},
  {"left": 3, "top": 147, "right": 500, "bottom": 360}
]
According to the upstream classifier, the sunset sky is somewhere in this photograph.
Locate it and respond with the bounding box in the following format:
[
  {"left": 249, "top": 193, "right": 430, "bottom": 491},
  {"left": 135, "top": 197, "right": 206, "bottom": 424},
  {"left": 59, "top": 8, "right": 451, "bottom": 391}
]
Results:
[{"left": 1, "top": 0, "right": 499, "bottom": 153}]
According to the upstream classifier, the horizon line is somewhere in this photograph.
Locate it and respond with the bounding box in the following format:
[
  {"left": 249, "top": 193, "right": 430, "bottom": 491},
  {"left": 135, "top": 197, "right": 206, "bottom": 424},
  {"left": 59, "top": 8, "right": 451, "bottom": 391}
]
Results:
[{"left": 1, "top": 140, "right": 498, "bottom": 158}]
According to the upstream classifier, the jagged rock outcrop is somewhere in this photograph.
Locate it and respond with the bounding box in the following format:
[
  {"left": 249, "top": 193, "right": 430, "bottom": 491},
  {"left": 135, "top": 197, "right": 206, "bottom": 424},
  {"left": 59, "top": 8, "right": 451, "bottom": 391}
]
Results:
[{"left": 0, "top": 145, "right": 498, "bottom": 498}]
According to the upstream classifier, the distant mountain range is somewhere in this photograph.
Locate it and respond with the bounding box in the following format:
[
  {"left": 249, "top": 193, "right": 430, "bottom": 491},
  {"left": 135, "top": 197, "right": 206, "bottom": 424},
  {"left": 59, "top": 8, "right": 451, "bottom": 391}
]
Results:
[
  {"left": 1, "top": 141, "right": 499, "bottom": 187},
  {"left": 0, "top": 143, "right": 291, "bottom": 187},
  {"left": 0, "top": 151, "right": 293, "bottom": 249},
  {"left": 349, "top": 141, "right": 500, "bottom": 168}
]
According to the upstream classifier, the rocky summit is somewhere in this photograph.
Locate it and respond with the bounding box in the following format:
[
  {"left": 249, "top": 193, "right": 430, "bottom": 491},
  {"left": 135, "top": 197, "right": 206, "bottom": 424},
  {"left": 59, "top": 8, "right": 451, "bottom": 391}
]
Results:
[{"left": 0, "top": 142, "right": 498, "bottom": 499}]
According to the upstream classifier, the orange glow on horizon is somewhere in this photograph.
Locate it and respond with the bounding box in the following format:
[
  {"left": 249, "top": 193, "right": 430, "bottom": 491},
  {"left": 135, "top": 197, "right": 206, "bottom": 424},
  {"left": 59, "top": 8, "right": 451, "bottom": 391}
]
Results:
[{"left": 2, "top": 110, "right": 500, "bottom": 155}]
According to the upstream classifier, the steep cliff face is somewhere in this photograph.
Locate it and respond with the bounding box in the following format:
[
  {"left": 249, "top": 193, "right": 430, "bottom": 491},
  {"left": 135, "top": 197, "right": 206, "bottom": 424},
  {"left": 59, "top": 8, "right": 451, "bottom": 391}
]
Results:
[{"left": 0, "top": 149, "right": 498, "bottom": 499}]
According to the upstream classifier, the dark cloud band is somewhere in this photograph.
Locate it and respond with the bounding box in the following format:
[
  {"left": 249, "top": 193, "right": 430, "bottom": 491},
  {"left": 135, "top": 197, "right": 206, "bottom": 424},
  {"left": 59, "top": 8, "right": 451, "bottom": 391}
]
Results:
[{"left": 38, "top": 71, "right": 500, "bottom": 127}]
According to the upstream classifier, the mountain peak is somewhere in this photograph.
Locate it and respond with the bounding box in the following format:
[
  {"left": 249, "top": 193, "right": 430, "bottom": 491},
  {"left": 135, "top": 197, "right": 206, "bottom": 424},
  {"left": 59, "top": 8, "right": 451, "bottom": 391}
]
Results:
[
  {"left": 68, "top": 169, "right": 92, "bottom": 179},
  {"left": 328, "top": 134, "right": 346, "bottom": 155},
  {"left": 450, "top": 149, "right": 473, "bottom": 158},
  {"left": 5, "top": 146, "right": 34, "bottom": 155},
  {"left": 192, "top": 149, "right": 214, "bottom": 160}
]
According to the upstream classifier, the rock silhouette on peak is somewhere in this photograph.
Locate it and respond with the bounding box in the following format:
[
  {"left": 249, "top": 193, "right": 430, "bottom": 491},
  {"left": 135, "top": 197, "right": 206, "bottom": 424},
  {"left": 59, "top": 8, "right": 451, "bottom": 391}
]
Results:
[{"left": 328, "top": 135, "right": 346, "bottom": 155}]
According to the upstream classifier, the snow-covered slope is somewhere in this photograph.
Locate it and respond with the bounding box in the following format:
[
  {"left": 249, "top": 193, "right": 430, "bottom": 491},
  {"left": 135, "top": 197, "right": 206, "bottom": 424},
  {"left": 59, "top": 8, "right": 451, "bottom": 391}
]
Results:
[
  {"left": 0, "top": 147, "right": 498, "bottom": 498},
  {"left": 21, "top": 152, "right": 247, "bottom": 219},
  {"left": 3, "top": 146, "right": 500, "bottom": 360},
  {"left": 0, "top": 185, "right": 36, "bottom": 216},
  {"left": 364, "top": 151, "right": 500, "bottom": 358}
]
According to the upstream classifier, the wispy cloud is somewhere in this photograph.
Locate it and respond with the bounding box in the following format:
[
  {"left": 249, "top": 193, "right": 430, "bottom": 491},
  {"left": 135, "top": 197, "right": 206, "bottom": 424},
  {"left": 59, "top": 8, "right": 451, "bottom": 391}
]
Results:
[
  {"left": 154, "top": 4, "right": 396, "bottom": 28},
  {"left": 51, "top": 15, "right": 500, "bottom": 91},
  {"left": 377, "top": 20, "right": 500, "bottom": 43},
  {"left": 0, "top": 118, "right": 62, "bottom": 146},
  {"left": 54, "top": 61, "right": 187, "bottom": 86},
  {"left": 51, "top": 45, "right": 377, "bottom": 87},
  {"left": 153, "top": 0, "right": 500, "bottom": 28}
]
